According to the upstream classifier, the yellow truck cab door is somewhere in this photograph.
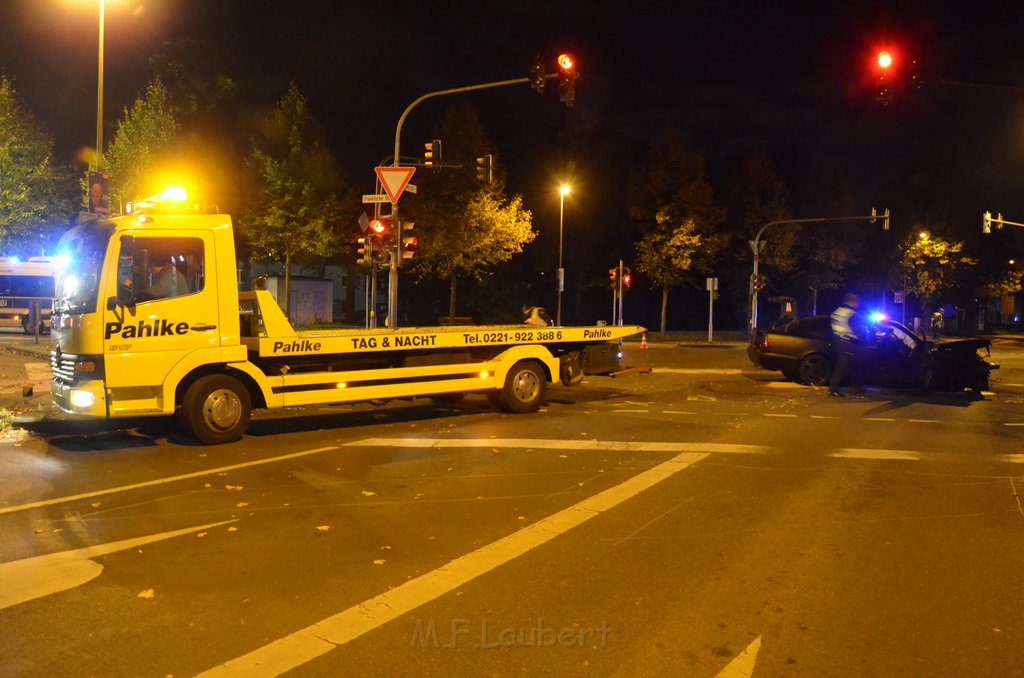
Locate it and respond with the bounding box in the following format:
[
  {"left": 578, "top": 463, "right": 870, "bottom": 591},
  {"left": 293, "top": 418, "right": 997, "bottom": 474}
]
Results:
[{"left": 103, "top": 232, "right": 219, "bottom": 415}]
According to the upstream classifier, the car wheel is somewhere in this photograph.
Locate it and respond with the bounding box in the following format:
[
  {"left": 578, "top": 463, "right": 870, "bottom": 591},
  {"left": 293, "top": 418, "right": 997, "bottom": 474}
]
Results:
[{"left": 797, "top": 353, "right": 831, "bottom": 387}]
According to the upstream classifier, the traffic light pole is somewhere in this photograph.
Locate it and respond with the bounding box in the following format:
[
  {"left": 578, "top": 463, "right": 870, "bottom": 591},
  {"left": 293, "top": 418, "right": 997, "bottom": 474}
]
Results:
[
  {"left": 617, "top": 260, "right": 625, "bottom": 326},
  {"left": 748, "top": 210, "right": 889, "bottom": 336},
  {"left": 386, "top": 74, "right": 559, "bottom": 328}
]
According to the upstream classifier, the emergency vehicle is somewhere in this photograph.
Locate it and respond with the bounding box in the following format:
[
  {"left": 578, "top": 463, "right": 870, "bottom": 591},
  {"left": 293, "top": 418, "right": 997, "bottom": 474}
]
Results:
[
  {"left": 0, "top": 256, "right": 62, "bottom": 334},
  {"left": 51, "top": 190, "right": 644, "bottom": 444}
]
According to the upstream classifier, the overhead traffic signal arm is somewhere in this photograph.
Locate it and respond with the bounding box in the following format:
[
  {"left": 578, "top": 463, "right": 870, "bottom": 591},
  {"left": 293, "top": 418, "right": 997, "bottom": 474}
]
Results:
[{"left": 983, "top": 211, "right": 1023, "bottom": 233}]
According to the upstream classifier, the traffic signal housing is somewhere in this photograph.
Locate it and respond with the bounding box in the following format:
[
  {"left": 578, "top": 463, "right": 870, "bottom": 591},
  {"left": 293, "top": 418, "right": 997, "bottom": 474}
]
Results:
[
  {"left": 476, "top": 154, "right": 493, "bottom": 183},
  {"left": 608, "top": 267, "right": 617, "bottom": 289},
  {"left": 875, "top": 49, "right": 893, "bottom": 105},
  {"left": 530, "top": 57, "right": 547, "bottom": 93},
  {"left": 401, "top": 221, "right": 417, "bottom": 261},
  {"left": 557, "top": 53, "right": 578, "bottom": 106},
  {"left": 621, "top": 267, "right": 632, "bottom": 291},
  {"left": 356, "top": 236, "right": 374, "bottom": 267},
  {"left": 424, "top": 139, "right": 441, "bottom": 168}
]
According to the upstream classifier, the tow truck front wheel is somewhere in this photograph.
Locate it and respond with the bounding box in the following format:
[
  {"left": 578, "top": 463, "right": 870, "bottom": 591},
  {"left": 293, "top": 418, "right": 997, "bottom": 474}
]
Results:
[
  {"left": 182, "top": 374, "right": 251, "bottom": 445},
  {"left": 498, "top": 361, "right": 547, "bottom": 413}
]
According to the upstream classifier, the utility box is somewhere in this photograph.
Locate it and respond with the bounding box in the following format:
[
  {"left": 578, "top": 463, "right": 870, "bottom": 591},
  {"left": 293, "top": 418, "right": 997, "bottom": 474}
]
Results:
[{"left": 582, "top": 343, "right": 620, "bottom": 375}]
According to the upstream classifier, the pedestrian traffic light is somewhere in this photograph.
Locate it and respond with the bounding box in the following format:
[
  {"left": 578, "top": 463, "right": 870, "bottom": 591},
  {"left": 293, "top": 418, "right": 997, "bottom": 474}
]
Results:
[
  {"left": 983, "top": 211, "right": 992, "bottom": 234},
  {"left": 622, "top": 267, "right": 632, "bottom": 291},
  {"left": 608, "top": 267, "right": 617, "bottom": 289},
  {"left": 424, "top": 139, "right": 441, "bottom": 168},
  {"left": 356, "top": 236, "right": 373, "bottom": 267},
  {"left": 401, "top": 221, "right": 417, "bottom": 260},
  {"left": 475, "top": 154, "right": 493, "bottom": 183},
  {"left": 556, "top": 53, "right": 578, "bottom": 106},
  {"left": 530, "top": 57, "right": 547, "bottom": 93}
]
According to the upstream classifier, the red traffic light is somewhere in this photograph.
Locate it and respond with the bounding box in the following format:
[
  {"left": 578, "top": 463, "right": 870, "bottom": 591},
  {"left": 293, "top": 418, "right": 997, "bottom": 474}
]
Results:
[
  {"left": 556, "top": 53, "right": 578, "bottom": 106},
  {"left": 877, "top": 50, "right": 893, "bottom": 69},
  {"left": 369, "top": 218, "right": 394, "bottom": 235}
]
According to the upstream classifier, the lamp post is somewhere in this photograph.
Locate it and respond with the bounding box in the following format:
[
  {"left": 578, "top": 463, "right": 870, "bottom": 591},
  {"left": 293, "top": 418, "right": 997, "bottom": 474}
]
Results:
[
  {"left": 94, "top": 0, "right": 105, "bottom": 172},
  {"left": 556, "top": 184, "right": 570, "bottom": 326}
]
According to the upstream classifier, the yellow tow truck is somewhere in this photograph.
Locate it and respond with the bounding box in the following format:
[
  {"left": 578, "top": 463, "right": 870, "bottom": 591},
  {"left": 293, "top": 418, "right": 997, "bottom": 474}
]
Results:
[{"left": 50, "top": 191, "right": 643, "bottom": 443}]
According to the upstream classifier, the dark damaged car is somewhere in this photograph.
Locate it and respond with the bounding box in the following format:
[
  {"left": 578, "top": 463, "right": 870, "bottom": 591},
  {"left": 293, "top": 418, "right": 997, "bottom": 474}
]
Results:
[{"left": 747, "top": 315, "right": 998, "bottom": 391}]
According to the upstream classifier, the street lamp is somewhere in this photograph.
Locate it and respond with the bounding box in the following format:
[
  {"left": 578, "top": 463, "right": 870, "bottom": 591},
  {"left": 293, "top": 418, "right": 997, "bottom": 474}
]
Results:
[
  {"left": 556, "top": 183, "right": 571, "bottom": 326},
  {"left": 94, "top": 0, "right": 106, "bottom": 172}
]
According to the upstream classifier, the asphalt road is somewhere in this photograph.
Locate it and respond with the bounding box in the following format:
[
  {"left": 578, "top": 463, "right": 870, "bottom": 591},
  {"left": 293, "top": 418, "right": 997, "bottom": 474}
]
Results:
[{"left": 1, "top": 338, "right": 1022, "bottom": 677}]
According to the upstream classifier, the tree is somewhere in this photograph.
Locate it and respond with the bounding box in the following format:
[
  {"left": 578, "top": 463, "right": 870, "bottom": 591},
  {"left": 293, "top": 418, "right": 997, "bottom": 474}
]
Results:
[
  {"left": 237, "top": 83, "right": 355, "bottom": 318},
  {"left": 103, "top": 79, "right": 183, "bottom": 210},
  {"left": 634, "top": 217, "right": 702, "bottom": 333},
  {"left": 787, "top": 155, "right": 862, "bottom": 314},
  {"left": 0, "top": 77, "right": 74, "bottom": 256},
  {"left": 901, "top": 232, "right": 977, "bottom": 329},
  {"left": 628, "top": 127, "right": 726, "bottom": 332},
  {"left": 723, "top": 153, "right": 791, "bottom": 325},
  {"left": 404, "top": 105, "right": 536, "bottom": 320}
]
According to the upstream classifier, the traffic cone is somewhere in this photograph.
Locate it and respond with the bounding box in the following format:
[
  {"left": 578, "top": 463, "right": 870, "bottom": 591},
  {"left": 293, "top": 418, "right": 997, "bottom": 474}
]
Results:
[{"left": 640, "top": 333, "right": 648, "bottom": 349}]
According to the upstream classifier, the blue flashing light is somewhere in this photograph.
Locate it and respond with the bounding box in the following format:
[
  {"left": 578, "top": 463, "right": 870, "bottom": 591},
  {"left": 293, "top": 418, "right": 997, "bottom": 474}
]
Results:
[{"left": 869, "top": 312, "right": 887, "bottom": 323}]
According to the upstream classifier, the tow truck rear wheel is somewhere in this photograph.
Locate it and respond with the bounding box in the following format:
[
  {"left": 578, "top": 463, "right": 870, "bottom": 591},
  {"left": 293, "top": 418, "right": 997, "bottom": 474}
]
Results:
[
  {"left": 498, "top": 360, "right": 546, "bottom": 413},
  {"left": 182, "top": 374, "right": 251, "bottom": 444}
]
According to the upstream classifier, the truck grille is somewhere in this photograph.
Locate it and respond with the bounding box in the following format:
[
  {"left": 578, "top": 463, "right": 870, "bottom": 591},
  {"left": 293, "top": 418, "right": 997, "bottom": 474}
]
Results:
[{"left": 51, "top": 348, "right": 78, "bottom": 385}]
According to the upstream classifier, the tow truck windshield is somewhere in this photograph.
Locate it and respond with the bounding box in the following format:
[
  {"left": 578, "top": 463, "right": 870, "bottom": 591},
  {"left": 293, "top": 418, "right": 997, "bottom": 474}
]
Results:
[{"left": 54, "top": 221, "right": 112, "bottom": 315}]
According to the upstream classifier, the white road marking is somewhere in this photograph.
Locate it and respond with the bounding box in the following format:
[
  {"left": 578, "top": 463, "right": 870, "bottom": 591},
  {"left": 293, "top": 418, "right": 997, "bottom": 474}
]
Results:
[
  {"left": 0, "top": 520, "right": 234, "bottom": 610},
  {"left": 810, "top": 415, "right": 838, "bottom": 419},
  {"left": 662, "top": 410, "right": 697, "bottom": 415},
  {"left": 831, "top": 449, "right": 921, "bottom": 461},
  {"left": 908, "top": 419, "right": 942, "bottom": 424},
  {"left": 1004, "top": 423, "right": 1024, "bottom": 427},
  {"left": 347, "top": 438, "right": 770, "bottom": 455},
  {"left": 864, "top": 417, "right": 896, "bottom": 422},
  {"left": 653, "top": 368, "right": 746, "bottom": 375},
  {"left": 763, "top": 414, "right": 798, "bottom": 418},
  {"left": 614, "top": 409, "right": 650, "bottom": 413},
  {"left": 716, "top": 635, "right": 762, "bottom": 678},
  {"left": 0, "top": 446, "right": 338, "bottom": 517},
  {"left": 1002, "top": 454, "right": 1024, "bottom": 463},
  {"left": 197, "top": 450, "right": 711, "bottom": 677}
]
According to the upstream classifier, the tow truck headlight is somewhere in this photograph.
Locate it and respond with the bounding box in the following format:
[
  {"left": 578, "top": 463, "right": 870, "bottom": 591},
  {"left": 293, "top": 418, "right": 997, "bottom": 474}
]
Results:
[{"left": 69, "top": 389, "right": 95, "bottom": 408}]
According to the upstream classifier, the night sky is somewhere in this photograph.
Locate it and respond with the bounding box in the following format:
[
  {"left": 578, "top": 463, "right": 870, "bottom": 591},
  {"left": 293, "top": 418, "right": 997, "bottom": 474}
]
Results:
[{"left": 2, "top": 0, "right": 1023, "bottom": 323}]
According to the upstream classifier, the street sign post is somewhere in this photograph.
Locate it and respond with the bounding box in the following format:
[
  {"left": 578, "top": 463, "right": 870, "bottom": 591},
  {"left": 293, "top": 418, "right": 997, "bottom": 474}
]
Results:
[{"left": 707, "top": 277, "right": 719, "bottom": 342}]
